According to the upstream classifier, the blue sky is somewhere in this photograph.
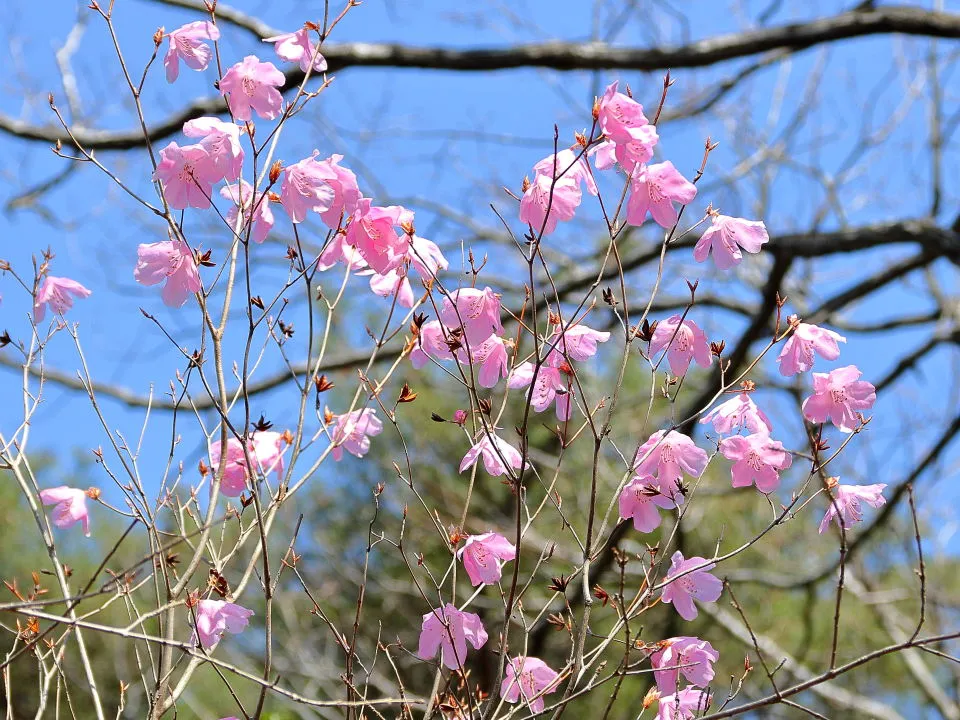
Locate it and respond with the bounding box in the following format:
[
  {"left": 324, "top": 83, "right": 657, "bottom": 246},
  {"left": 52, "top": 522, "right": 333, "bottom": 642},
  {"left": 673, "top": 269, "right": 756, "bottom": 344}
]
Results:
[{"left": 0, "top": 0, "right": 957, "bottom": 552}]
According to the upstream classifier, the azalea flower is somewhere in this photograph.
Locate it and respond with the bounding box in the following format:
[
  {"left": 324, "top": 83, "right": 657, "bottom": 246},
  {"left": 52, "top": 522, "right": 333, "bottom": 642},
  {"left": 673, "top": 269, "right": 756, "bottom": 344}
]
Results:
[
  {"left": 651, "top": 636, "right": 719, "bottom": 695},
  {"left": 263, "top": 27, "right": 327, "bottom": 73},
  {"left": 802, "top": 365, "right": 876, "bottom": 432},
  {"left": 368, "top": 268, "right": 415, "bottom": 308},
  {"left": 410, "top": 320, "right": 455, "bottom": 369},
  {"left": 313, "top": 154, "right": 361, "bottom": 229},
  {"left": 182, "top": 117, "right": 243, "bottom": 182},
  {"left": 649, "top": 315, "right": 712, "bottom": 376},
  {"left": 220, "top": 181, "right": 275, "bottom": 243},
  {"left": 460, "top": 335, "right": 509, "bottom": 388},
  {"left": 819, "top": 482, "right": 887, "bottom": 534},
  {"left": 154, "top": 142, "right": 221, "bottom": 210},
  {"left": 417, "top": 603, "right": 487, "bottom": 670},
  {"left": 778, "top": 321, "right": 846, "bottom": 377},
  {"left": 344, "top": 199, "right": 410, "bottom": 274},
  {"left": 545, "top": 322, "right": 610, "bottom": 365},
  {"left": 39, "top": 486, "right": 92, "bottom": 536},
  {"left": 661, "top": 551, "right": 722, "bottom": 621},
  {"left": 501, "top": 656, "right": 560, "bottom": 713},
  {"left": 619, "top": 476, "right": 676, "bottom": 532},
  {"left": 280, "top": 152, "right": 337, "bottom": 223},
  {"left": 693, "top": 214, "right": 769, "bottom": 270},
  {"left": 533, "top": 149, "right": 598, "bottom": 195},
  {"left": 507, "top": 362, "right": 573, "bottom": 420},
  {"left": 219, "top": 55, "right": 286, "bottom": 121},
  {"left": 597, "top": 81, "right": 649, "bottom": 143},
  {"left": 134, "top": 239, "right": 202, "bottom": 308},
  {"left": 191, "top": 599, "right": 254, "bottom": 649},
  {"left": 457, "top": 532, "right": 516, "bottom": 586},
  {"left": 209, "top": 430, "right": 289, "bottom": 497},
  {"left": 34, "top": 275, "right": 91, "bottom": 322},
  {"left": 459, "top": 433, "right": 523, "bottom": 477},
  {"left": 439, "top": 287, "right": 503, "bottom": 347},
  {"left": 633, "top": 430, "right": 708, "bottom": 501},
  {"left": 699, "top": 392, "right": 772, "bottom": 435},
  {"left": 719, "top": 432, "right": 792, "bottom": 493},
  {"left": 626, "top": 162, "right": 697, "bottom": 228},
  {"left": 657, "top": 686, "right": 712, "bottom": 720},
  {"left": 331, "top": 409, "right": 383, "bottom": 461},
  {"left": 519, "top": 174, "right": 581, "bottom": 236},
  {"left": 164, "top": 21, "right": 219, "bottom": 83}
]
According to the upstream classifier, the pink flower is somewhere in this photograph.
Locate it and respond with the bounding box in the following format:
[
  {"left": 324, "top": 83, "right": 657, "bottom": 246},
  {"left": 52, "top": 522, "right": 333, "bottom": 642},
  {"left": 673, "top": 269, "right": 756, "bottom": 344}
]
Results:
[
  {"left": 508, "top": 362, "right": 573, "bottom": 420},
  {"left": 619, "top": 476, "right": 676, "bottom": 532},
  {"left": 545, "top": 322, "right": 610, "bottom": 365},
  {"left": 720, "top": 433, "right": 792, "bottom": 493},
  {"left": 134, "top": 239, "right": 202, "bottom": 308},
  {"left": 802, "top": 365, "right": 876, "bottom": 432},
  {"left": 661, "top": 551, "right": 722, "bottom": 621},
  {"left": 331, "top": 409, "right": 383, "bottom": 461},
  {"left": 263, "top": 28, "right": 327, "bottom": 73},
  {"left": 154, "top": 142, "right": 221, "bottom": 210},
  {"left": 651, "top": 636, "right": 719, "bottom": 695},
  {"left": 313, "top": 154, "right": 361, "bottom": 229},
  {"left": 457, "top": 532, "right": 516, "bottom": 586},
  {"left": 657, "top": 687, "right": 712, "bottom": 720},
  {"left": 39, "top": 486, "right": 91, "bottom": 536},
  {"left": 459, "top": 433, "right": 523, "bottom": 477},
  {"left": 34, "top": 276, "right": 91, "bottom": 322},
  {"left": 693, "top": 215, "right": 769, "bottom": 270},
  {"left": 649, "top": 315, "right": 712, "bottom": 376},
  {"left": 501, "top": 656, "right": 560, "bottom": 713},
  {"left": 533, "top": 149, "right": 598, "bottom": 195},
  {"left": 519, "top": 174, "right": 581, "bottom": 236},
  {"left": 345, "top": 199, "right": 409, "bottom": 274},
  {"left": 818, "top": 483, "right": 887, "bottom": 534},
  {"left": 699, "top": 392, "right": 772, "bottom": 435},
  {"left": 280, "top": 152, "right": 337, "bottom": 223},
  {"left": 461, "top": 335, "right": 509, "bottom": 388},
  {"left": 410, "top": 320, "right": 455, "bottom": 369},
  {"left": 218, "top": 56, "right": 286, "bottom": 121},
  {"left": 164, "top": 21, "right": 219, "bottom": 83},
  {"left": 210, "top": 431, "right": 288, "bottom": 497},
  {"left": 634, "top": 431, "right": 708, "bottom": 500},
  {"left": 626, "top": 162, "right": 697, "bottom": 228},
  {"left": 192, "top": 599, "right": 254, "bottom": 649},
  {"left": 369, "top": 269, "right": 415, "bottom": 307},
  {"left": 440, "top": 287, "right": 503, "bottom": 346},
  {"left": 209, "top": 437, "right": 248, "bottom": 496},
  {"left": 777, "top": 321, "right": 846, "bottom": 377},
  {"left": 317, "top": 233, "right": 365, "bottom": 272},
  {"left": 597, "top": 81, "right": 649, "bottom": 143},
  {"left": 182, "top": 117, "right": 243, "bottom": 182},
  {"left": 595, "top": 125, "right": 660, "bottom": 173},
  {"left": 418, "top": 603, "right": 487, "bottom": 670},
  {"left": 220, "top": 181, "right": 274, "bottom": 243},
  {"left": 408, "top": 234, "right": 449, "bottom": 279}
]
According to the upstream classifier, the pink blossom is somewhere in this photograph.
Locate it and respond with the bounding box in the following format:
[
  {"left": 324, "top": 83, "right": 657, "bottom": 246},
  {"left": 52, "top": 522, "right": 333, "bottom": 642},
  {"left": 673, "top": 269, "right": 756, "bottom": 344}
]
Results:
[
  {"left": 802, "top": 365, "right": 876, "bottom": 432},
  {"left": 209, "top": 430, "right": 288, "bottom": 497},
  {"left": 545, "top": 322, "right": 610, "bottom": 365},
  {"left": 508, "top": 362, "right": 573, "bottom": 420},
  {"left": 154, "top": 142, "right": 221, "bottom": 210},
  {"left": 594, "top": 125, "right": 660, "bottom": 173},
  {"left": 34, "top": 276, "right": 91, "bottom": 322},
  {"left": 134, "top": 239, "right": 202, "bottom": 308},
  {"left": 693, "top": 215, "right": 769, "bottom": 270},
  {"left": 649, "top": 315, "right": 712, "bottom": 376},
  {"left": 218, "top": 56, "right": 286, "bottom": 121},
  {"left": 316, "top": 233, "right": 365, "bottom": 272},
  {"left": 39, "top": 486, "right": 91, "bottom": 536},
  {"left": 720, "top": 433, "right": 792, "bottom": 493},
  {"left": 699, "top": 392, "right": 772, "bottom": 435},
  {"left": 408, "top": 234, "right": 449, "bottom": 279},
  {"left": 369, "top": 269, "right": 415, "bottom": 307},
  {"left": 164, "top": 21, "right": 219, "bottom": 83},
  {"left": 651, "top": 636, "right": 719, "bottom": 695},
  {"left": 777, "top": 321, "right": 846, "bottom": 377},
  {"left": 417, "top": 603, "right": 487, "bottom": 670},
  {"left": 634, "top": 431, "right": 708, "bottom": 500},
  {"left": 410, "top": 320, "right": 455, "bottom": 369},
  {"left": 501, "top": 656, "right": 560, "bottom": 713},
  {"left": 597, "top": 81, "right": 649, "bottom": 143},
  {"left": 457, "top": 532, "right": 516, "bottom": 586},
  {"left": 220, "top": 181, "right": 274, "bottom": 244},
  {"left": 533, "top": 149, "right": 598, "bottom": 195},
  {"left": 619, "top": 476, "right": 676, "bottom": 533},
  {"left": 440, "top": 287, "right": 503, "bottom": 347},
  {"left": 313, "top": 154, "right": 361, "bottom": 229},
  {"left": 192, "top": 599, "right": 254, "bottom": 649},
  {"left": 331, "top": 409, "right": 383, "bottom": 461},
  {"left": 182, "top": 117, "right": 243, "bottom": 182},
  {"left": 280, "top": 152, "right": 337, "bottom": 223},
  {"left": 263, "top": 27, "right": 327, "bottom": 73},
  {"left": 657, "top": 687, "right": 712, "bottom": 720},
  {"left": 345, "top": 199, "right": 409, "bottom": 274},
  {"left": 661, "top": 551, "right": 722, "bottom": 621},
  {"left": 459, "top": 433, "right": 523, "bottom": 477},
  {"left": 209, "top": 437, "right": 249, "bottom": 496},
  {"left": 818, "top": 483, "right": 887, "bottom": 534},
  {"left": 626, "top": 162, "right": 697, "bottom": 228},
  {"left": 519, "top": 174, "right": 581, "bottom": 236},
  {"left": 461, "top": 335, "right": 509, "bottom": 388}
]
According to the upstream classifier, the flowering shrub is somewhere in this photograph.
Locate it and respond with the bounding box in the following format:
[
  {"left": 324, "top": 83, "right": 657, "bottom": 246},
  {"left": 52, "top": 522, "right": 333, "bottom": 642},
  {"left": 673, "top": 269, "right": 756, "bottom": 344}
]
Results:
[{"left": 0, "top": 3, "right": 951, "bottom": 719}]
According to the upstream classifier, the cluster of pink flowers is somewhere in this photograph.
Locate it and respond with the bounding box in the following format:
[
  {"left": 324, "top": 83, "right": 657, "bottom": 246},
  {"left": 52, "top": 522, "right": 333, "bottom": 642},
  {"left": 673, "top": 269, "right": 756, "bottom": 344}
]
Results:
[{"left": 208, "top": 430, "right": 289, "bottom": 497}]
